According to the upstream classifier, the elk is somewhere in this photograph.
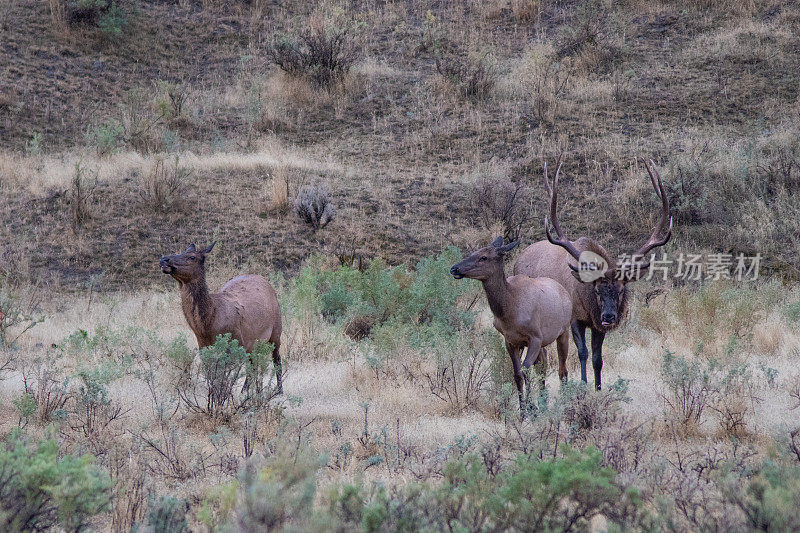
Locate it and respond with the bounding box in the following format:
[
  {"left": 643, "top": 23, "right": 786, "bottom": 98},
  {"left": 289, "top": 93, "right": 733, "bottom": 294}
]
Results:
[
  {"left": 514, "top": 159, "right": 672, "bottom": 390},
  {"left": 451, "top": 237, "right": 573, "bottom": 412},
  {"left": 160, "top": 243, "right": 283, "bottom": 393}
]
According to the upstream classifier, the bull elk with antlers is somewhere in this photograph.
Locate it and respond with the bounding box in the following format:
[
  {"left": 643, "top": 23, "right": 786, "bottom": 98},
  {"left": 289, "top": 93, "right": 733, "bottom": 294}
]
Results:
[{"left": 514, "top": 160, "right": 672, "bottom": 390}]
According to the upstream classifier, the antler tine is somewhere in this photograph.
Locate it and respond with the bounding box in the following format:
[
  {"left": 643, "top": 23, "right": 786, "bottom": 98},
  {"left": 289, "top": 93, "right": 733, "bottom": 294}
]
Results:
[
  {"left": 544, "top": 160, "right": 582, "bottom": 261},
  {"left": 631, "top": 160, "right": 673, "bottom": 259},
  {"left": 543, "top": 161, "right": 553, "bottom": 198}
]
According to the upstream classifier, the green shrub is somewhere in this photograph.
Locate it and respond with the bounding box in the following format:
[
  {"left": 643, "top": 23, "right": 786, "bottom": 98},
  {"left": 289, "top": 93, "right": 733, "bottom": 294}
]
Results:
[
  {"left": 138, "top": 495, "right": 188, "bottom": 533},
  {"left": 177, "top": 334, "right": 277, "bottom": 420},
  {"left": 12, "top": 392, "right": 37, "bottom": 426},
  {"left": 26, "top": 132, "right": 42, "bottom": 156},
  {"left": 660, "top": 350, "right": 716, "bottom": 424},
  {"left": 784, "top": 300, "right": 800, "bottom": 323},
  {"left": 200, "top": 448, "right": 320, "bottom": 531},
  {"left": 85, "top": 119, "right": 122, "bottom": 156},
  {"left": 96, "top": 3, "right": 126, "bottom": 36},
  {"left": 72, "top": 362, "right": 124, "bottom": 437},
  {"left": 291, "top": 248, "right": 476, "bottom": 339},
  {"left": 0, "top": 287, "right": 42, "bottom": 348},
  {"left": 327, "top": 447, "right": 640, "bottom": 532},
  {"left": 660, "top": 350, "right": 762, "bottom": 435},
  {"left": 0, "top": 430, "right": 111, "bottom": 531},
  {"left": 722, "top": 460, "right": 800, "bottom": 532}
]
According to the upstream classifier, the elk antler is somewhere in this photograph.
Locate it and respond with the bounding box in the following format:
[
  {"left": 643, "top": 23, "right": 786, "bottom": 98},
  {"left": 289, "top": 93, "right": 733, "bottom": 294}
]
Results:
[
  {"left": 617, "top": 160, "right": 673, "bottom": 278},
  {"left": 544, "top": 160, "right": 582, "bottom": 269},
  {"left": 630, "top": 160, "right": 673, "bottom": 260}
]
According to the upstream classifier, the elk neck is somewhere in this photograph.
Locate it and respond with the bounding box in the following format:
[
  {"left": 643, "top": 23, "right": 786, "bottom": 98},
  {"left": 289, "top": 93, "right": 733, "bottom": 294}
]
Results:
[
  {"left": 481, "top": 265, "right": 511, "bottom": 320},
  {"left": 180, "top": 275, "right": 216, "bottom": 335}
]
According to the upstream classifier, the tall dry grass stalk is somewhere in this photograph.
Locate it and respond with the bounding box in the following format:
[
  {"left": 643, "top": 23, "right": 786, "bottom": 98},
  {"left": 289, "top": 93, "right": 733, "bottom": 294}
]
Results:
[
  {"left": 47, "top": 0, "right": 67, "bottom": 33},
  {"left": 266, "top": 166, "right": 290, "bottom": 214}
]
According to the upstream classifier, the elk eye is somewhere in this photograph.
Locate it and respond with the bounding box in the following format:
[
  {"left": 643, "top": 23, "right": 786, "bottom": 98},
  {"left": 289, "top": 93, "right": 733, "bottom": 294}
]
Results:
[
  {"left": 189, "top": 256, "right": 196, "bottom": 261},
  {"left": 479, "top": 256, "right": 487, "bottom": 262}
]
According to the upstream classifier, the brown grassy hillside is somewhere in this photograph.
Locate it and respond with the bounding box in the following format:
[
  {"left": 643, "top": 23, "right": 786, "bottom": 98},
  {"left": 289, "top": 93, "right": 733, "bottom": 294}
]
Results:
[{"left": 2, "top": 0, "right": 800, "bottom": 290}]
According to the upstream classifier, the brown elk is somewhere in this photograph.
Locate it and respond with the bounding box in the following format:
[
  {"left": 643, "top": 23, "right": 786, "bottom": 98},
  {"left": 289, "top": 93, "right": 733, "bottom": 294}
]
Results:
[
  {"left": 451, "top": 237, "right": 573, "bottom": 412},
  {"left": 160, "top": 243, "right": 283, "bottom": 393},
  {"left": 514, "top": 160, "right": 672, "bottom": 390}
]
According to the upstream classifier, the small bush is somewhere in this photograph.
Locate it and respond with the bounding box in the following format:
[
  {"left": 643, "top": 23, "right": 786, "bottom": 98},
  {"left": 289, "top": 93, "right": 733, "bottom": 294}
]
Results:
[
  {"left": 294, "top": 184, "right": 336, "bottom": 230},
  {"left": 266, "top": 16, "right": 362, "bottom": 88},
  {"left": 70, "top": 364, "right": 125, "bottom": 439},
  {"left": 234, "top": 453, "right": 319, "bottom": 531},
  {"left": 20, "top": 357, "right": 70, "bottom": 424},
  {"left": 422, "top": 327, "right": 494, "bottom": 413},
  {"left": 67, "top": 0, "right": 107, "bottom": 24},
  {"left": 470, "top": 173, "right": 532, "bottom": 243},
  {"left": 436, "top": 51, "right": 496, "bottom": 100},
  {"left": 660, "top": 350, "right": 716, "bottom": 425},
  {"left": 118, "top": 87, "right": 167, "bottom": 153},
  {"left": 52, "top": 1, "right": 128, "bottom": 36},
  {"left": 156, "top": 81, "right": 191, "bottom": 119},
  {"left": 709, "top": 363, "right": 761, "bottom": 436},
  {"left": 660, "top": 349, "right": 762, "bottom": 435},
  {"left": 0, "top": 286, "right": 42, "bottom": 348},
  {"left": 264, "top": 167, "right": 290, "bottom": 214},
  {"left": 26, "top": 132, "right": 42, "bottom": 156},
  {"left": 138, "top": 156, "right": 189, "bottom": 213},
  {"left": 96, "top": 2, "right": 126, "bottom": 36},
  {"left": 197, "top": 447, "right": 319, "bottom": 531},
  {"left": 177, "top": 334, "right": 278, "bottom": 421},
  {"left": 85, "top": 119, "right": 122, "bottom": 156},
  {"left": 722, "top": 460, "right": 800, "bottom": 532},
  {"left": 0, "top": 430, "right": 111, "bottom": 531},
  {"left": 68, "top": 162, "right": 97, "bottom": 230},
  {"left": 502, "top": 44, "right": 570, "bottom": 125},
  {"left": 140, "top": 495, "right": 189, "bottom": 533}
]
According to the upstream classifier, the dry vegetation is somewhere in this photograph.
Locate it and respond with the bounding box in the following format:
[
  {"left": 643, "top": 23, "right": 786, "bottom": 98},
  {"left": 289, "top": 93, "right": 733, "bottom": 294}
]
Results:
[{"left": 2, "top": 0, "right": 800, "bottom": 530}]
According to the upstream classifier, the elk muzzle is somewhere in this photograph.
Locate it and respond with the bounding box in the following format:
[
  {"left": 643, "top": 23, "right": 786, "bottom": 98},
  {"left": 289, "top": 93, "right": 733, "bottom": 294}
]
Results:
[
  {"left": 450, "top": 265, "right": 464, "bottom": 279},
  {"left": 600, "top": 312, "right": 617, "bottom": 327},
  {"left": 160, "top": 257, "right": 174, "bottom": 274}
]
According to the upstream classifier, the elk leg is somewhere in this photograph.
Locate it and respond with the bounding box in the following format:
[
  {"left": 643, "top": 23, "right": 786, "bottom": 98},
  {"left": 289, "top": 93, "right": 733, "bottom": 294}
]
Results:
[
  {"left": 590, "top": 328, "right": 605, "bottom": 391},
  {"left": 572, "top": 321, "right": 589, "bottom": 383},
  {"left": 506, "top": 342, "right": 525, "bottom": 413},
  {"left": 522, "top": 339, "right": 543, "bottom": 409},
  {"left": 556, "top": 330, "right": 570, "bottom": 382},
  {"left": 273, "top": 344, "right": 283, "bottom": 394}
]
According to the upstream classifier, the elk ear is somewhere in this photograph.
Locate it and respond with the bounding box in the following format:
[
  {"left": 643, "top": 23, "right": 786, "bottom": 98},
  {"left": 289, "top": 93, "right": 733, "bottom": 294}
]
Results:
[
  {"left": 201, "top": 241, "right": 216, "bottom": 254},
  {"left": 185, "top": 244, "right": 197, "bottom": 253},
  {"left": 491, "top": 236, "right": 504, "bottom": 248},
  {"left": 500, "top": 241, "right": 519, "bottom": 253}
]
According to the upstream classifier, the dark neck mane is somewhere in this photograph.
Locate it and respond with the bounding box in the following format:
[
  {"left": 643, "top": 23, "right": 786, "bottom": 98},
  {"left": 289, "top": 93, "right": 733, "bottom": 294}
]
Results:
[{"left": 181, "top": 274, "right": 214, "bottom": 331}]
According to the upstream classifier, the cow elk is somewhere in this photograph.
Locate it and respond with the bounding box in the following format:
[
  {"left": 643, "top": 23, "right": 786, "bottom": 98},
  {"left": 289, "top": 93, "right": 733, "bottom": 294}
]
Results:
[
  {"left": 514, "top": 159, "right": 672, "bottom": 390},
  {"left": 160, "top": 243, "right": 283, "bottom": 393},
  {"left": 451, "top": 237, "right": 573, "bottom": 413}
]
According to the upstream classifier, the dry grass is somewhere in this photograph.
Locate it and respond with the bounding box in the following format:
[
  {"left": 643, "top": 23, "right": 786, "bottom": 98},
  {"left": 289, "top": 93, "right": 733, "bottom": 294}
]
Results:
[
  {"left": 1, "top": 279, "right": 799, "bottom": 529},
  {"left": 0, "top": 139, "right": 342, "bottom": 194}
]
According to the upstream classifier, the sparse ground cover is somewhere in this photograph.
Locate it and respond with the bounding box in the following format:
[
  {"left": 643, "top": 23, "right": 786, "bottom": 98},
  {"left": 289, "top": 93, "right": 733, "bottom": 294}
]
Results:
[{"left": 2, "top": 0, "right": 800, "bottom": 530}]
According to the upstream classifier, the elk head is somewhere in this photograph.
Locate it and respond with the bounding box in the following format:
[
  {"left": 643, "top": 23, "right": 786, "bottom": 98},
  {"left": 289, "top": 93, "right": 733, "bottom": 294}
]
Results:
[
  {"left": 451, "top": 236, "right": 519, "bottom": 280},
  {"left": 160, "top": 242, "right": 216, "bottom": 284},
  {"left": 544, "top": 159, "right": 672, "bottom": 328}
]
